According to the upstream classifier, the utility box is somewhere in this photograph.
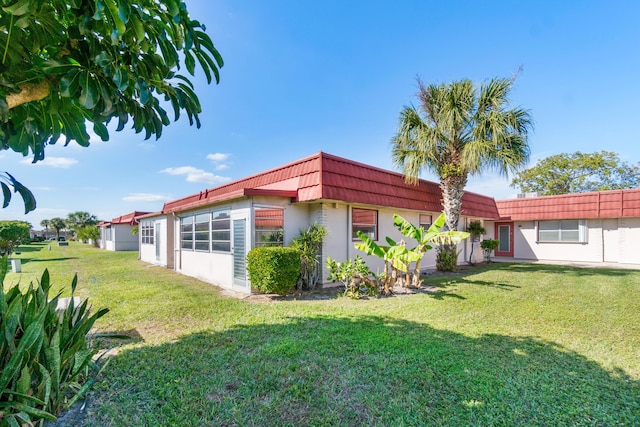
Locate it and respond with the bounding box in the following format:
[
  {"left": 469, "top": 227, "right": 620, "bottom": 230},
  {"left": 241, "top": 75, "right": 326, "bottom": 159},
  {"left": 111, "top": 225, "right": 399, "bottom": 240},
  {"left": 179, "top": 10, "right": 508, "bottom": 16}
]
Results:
[{"left": 10, "top": 258, "right": 21, "bottom": 273}]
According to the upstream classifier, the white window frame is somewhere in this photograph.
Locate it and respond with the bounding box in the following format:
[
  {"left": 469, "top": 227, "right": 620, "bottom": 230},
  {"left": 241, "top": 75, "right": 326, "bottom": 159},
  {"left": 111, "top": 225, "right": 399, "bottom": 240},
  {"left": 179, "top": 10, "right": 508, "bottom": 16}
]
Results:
[
  {"left": 536, "top": 219, "right": 587, "bottom": 243},
  {"left": 254, "top": 206, "right": 285, "bottom": 247},
  {"left": 211, "top": 209, "right": 231, "bottom": 252},
  {"left": 419, "top": 214, "right": 432, "bottom": 230},
  {"left": 141, "top": 221, "right": 154, "bottom": 245},
  {"left": 352, "top": 208, "right": 378, "bottom": 241}
]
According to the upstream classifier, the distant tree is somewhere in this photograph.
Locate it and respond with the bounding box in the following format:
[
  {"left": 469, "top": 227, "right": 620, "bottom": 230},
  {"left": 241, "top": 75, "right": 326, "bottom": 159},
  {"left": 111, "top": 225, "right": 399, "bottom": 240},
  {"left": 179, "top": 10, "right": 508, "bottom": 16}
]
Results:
[
  {"left": 40, "top": 219, "right": 50, "bottom": 232},
  {"left": 1, "top": 0, "right": 223, "bottom": 213},
  {"left": 510, "top": 151, "right": 640, "bottom": 196},
  {"left": 66, "top": 211, "right": 98, "bottom": 236},
  {"left": 77, "top": 224, "right": 100, "bottom": 247},
  {"left": 49, "top": 217, "right": 66, "bottom": 240},
  {"left": 391, "top": 76, "right": 532, "bottom": 270},
  {"left": 0, "top": 220, "right": 31, "bottom": 255}
]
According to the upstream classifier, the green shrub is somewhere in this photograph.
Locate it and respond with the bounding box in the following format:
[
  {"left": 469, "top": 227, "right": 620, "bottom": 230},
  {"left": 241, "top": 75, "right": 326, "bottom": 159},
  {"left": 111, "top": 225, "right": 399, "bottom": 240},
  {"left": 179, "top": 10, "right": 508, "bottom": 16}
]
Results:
[
  {"left": 480, "top": 239, "right": 500, "bottom": 262},
  {"left": 326, "top": 256, "right": 378, "bottom": 299},
  {"left": 0, "top": 255, "right": 108, "bottom": 425},
  {"left": 435, "top": 244, "right": 460, "bottom": 272},
  {"left": 247, "top": 247, "right": 301, "bottom": 295},
  {"left": 290, "top": 224, "right": 327, "bottom": 290}
]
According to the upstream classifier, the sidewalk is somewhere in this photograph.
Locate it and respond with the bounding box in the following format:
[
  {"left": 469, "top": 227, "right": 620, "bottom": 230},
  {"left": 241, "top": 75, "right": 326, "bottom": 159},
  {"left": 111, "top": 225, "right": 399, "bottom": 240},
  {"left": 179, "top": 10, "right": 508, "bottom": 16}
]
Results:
[{"left": 491, "top": 257, "right": 640, "bottom": 270}]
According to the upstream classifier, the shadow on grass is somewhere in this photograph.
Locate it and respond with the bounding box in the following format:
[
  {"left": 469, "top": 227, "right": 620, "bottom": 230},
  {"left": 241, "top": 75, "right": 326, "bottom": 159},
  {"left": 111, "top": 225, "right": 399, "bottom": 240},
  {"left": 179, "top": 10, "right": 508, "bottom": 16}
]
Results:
[
  {"left": 90, "top": 316, "right": 640, "bottom": 426},
  {"left": 15, "top": 244, "right": 46, "bottom": 254},
  {"left": 19, "top": 257, "right": 78, "bottom": 265}
]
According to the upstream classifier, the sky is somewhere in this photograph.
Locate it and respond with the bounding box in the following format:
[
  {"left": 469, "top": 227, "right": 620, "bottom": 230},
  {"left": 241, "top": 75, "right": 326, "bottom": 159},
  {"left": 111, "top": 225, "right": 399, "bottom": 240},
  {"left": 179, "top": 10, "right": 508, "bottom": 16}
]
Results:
[{"left": 2, "top": 0, "right": 640, "bottom": 229}]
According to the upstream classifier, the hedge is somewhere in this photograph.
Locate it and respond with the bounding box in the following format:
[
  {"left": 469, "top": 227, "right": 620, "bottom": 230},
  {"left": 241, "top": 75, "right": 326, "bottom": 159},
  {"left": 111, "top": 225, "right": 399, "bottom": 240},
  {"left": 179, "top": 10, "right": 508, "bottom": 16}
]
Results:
[{"left": 246, "top": 246, "right": 301, "bottom": 295}]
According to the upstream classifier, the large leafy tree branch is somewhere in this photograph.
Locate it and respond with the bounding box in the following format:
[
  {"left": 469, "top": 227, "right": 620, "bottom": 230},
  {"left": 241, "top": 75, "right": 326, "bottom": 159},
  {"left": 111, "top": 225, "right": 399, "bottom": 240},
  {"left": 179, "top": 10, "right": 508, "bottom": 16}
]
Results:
[
  {"left": 0, "top": 0, "right": 223, "bottom": 213},
  {"left": 510, "top": 151, "right": 640, "bottom": 195}
]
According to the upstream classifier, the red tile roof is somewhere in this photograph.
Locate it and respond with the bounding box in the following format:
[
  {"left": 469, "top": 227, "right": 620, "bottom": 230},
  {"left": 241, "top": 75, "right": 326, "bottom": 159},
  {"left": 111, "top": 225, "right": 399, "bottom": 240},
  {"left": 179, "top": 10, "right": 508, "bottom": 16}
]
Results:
[
  {"left": 162, "top": 152, "right": 500, "bottom": 219},
  {"left": 496, "top": 188, "right": 640, "bottom": 220},
  {"left": 101, "top": 211, "right": 151, "bottom": 226}
]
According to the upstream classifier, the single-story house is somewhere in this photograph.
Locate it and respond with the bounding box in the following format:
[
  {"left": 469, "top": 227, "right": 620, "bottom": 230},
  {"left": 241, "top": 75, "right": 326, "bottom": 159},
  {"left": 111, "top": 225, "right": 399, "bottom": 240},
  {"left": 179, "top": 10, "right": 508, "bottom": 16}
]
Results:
[
  {"left": 138, "top": 152, "right": 640, "bottom": 294},
  {"left": 139, "top": 152, "right": 499, "bottom": 293},
  {"left": 99, "top": 211, "right": 150, "bottom": 251},
  {"left": 485, "top": 189, "right": 640, "bottom": 264}
]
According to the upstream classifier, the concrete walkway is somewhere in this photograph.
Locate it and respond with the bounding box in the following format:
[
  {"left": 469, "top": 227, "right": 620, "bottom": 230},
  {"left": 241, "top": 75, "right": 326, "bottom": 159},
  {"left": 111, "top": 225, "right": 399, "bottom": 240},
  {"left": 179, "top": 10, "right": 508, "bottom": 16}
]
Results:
[{"left": 491, "top": 257, "right": 640, "bottom": 270}]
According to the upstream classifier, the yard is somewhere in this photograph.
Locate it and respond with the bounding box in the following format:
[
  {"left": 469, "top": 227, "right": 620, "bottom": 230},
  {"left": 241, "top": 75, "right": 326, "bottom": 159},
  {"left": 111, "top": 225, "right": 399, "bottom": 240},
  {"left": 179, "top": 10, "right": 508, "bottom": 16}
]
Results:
[{"left": 5, "top": 242, "right": 640, "bottom": 426}]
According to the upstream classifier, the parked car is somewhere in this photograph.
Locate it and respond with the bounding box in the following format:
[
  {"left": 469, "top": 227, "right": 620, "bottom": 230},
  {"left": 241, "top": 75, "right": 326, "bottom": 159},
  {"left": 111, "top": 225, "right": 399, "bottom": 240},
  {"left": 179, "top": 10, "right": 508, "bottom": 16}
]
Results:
[{"left": 58, "top": 236, "right": 66, "bottom": 242}]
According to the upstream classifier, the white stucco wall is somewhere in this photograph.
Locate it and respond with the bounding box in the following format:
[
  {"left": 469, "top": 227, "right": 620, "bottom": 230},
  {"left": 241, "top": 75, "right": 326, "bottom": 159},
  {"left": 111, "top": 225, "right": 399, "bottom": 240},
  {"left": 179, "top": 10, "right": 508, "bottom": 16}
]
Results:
[
  {"left": 618, "top": 218, "right": 640, "bottom": 264},
  {"left": 486, "top": 217, "right": 640, "bottom": 265},
  {"left": 113, "top": 224, "right": 139, "bottom": 251},
  {"left": 320, "top": 206, "right": 475, "bottom": 281},
  {"left": 140, "top": 216, "right": 168, "bottom": 266}
]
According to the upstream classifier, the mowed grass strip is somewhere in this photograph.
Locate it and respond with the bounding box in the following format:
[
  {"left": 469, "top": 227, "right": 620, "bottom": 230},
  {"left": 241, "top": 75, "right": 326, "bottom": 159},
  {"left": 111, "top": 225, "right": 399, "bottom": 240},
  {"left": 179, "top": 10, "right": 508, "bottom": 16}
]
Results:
[{"left": 6, "top": 242, "right": 640, "bottom": 426}]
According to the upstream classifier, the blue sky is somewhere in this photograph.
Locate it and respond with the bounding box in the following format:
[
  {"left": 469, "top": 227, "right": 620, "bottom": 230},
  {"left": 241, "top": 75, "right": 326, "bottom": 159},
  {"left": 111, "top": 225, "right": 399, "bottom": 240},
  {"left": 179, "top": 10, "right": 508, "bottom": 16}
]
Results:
[{"left": 2, "top": 0, "right": 640, "bottom": 228}]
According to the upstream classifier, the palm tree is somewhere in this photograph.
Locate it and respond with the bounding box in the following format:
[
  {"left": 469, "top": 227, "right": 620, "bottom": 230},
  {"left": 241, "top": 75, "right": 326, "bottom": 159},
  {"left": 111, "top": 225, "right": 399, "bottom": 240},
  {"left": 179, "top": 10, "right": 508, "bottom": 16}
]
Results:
[
  {"left": 49, "top": 217, "right": 66, "bottom": 240},
  {"left": 40, "top": 219, "right": 50, "bottom": 232},
  {"left": 391, "top": 76, "right": 532, "bottom": 269}
]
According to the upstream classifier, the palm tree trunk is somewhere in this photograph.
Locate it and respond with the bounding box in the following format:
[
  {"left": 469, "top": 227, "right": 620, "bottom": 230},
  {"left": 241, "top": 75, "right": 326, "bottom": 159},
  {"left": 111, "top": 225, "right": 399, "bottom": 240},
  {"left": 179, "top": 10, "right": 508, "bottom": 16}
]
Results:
[
  {"left": 440, "top": 174, "right": 468, "bottom": 231},
  {"left": 438, "top": 173, "right": 467, "bottom": 271}
]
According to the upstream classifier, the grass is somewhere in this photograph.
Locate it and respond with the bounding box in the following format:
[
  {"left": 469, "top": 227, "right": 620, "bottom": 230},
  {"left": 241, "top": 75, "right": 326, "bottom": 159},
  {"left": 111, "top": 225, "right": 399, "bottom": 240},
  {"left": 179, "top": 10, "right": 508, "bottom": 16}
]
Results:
[{"left": 5, "top": 242, "right": 640, "bottom": 425}]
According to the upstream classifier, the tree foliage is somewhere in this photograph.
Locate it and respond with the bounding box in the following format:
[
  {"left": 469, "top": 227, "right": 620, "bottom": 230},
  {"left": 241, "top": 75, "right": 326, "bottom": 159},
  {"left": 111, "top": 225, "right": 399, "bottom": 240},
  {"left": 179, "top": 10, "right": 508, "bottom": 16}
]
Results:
[
  {"left": 391, "top": 76, "right": 532, "bottom": 269},
  {"left": 66, "top": 211, "right": 98, "bottom": 231},
  {"left": 0, "top": 0, "right": 223, "bottom": 213},
  {"left": 0, "top": 219, "right": 30, "bottom": 255},
  {"left": 48, "top": 217, "right": 66, "bottom": 239},
  {"left": 510, "top": 151, "right": 640, "bottom": 196},
  {"left": 391, "top": 77, "right": 532, "bottom": 232},
  {"left": 77, "top": 224, "right": 100, "bottom": 246}
]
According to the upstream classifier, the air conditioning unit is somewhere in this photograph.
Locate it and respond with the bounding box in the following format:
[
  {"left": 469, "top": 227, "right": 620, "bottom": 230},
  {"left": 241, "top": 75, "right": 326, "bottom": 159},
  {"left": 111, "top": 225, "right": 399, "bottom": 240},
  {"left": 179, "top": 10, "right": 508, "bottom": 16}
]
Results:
[{"left": 517, "top": 192, "right": 539, "bottom": 198}]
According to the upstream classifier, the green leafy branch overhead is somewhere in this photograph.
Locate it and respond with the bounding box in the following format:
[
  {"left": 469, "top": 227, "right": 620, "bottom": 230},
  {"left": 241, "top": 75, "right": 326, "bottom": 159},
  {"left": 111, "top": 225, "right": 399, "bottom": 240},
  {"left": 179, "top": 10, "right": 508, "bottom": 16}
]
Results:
[{"left": 0, "top": 0, "right": 223, "bottom": 213}]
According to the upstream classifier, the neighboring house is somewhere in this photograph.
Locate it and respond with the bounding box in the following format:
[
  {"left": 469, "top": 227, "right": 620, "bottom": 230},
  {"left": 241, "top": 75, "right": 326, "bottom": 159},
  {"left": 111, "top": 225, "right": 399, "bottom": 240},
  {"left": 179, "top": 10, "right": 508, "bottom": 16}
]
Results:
[
  {"left": 99, "top": 211, "right": 150, "bottom": 251},
  {"left": 140, "top": 152, "right": 499, "bottom": 294},
  {"left": 486, "top": 189, "right": 640, "bottom": 264}
]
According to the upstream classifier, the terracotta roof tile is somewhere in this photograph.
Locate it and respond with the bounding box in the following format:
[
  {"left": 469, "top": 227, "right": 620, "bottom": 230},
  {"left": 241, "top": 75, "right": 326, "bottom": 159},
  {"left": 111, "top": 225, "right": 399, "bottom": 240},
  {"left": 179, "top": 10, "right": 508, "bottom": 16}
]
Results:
[
  {"left": 496, "top": 188, "right": 640, "bottom": 220},
  {"left": 162, "top": 152, "right": 500, "bottom": 219}
]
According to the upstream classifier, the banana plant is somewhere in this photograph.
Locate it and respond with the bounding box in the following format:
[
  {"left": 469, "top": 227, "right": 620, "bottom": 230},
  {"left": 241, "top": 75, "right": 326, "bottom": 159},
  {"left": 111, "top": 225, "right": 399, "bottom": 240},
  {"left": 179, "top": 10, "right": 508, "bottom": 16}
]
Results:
[
  {"left": 393, "top": 213, "right": 470, "bottom": 286},
  {"left": 355, "top": 233, "right": 420, "bottom": 293}
]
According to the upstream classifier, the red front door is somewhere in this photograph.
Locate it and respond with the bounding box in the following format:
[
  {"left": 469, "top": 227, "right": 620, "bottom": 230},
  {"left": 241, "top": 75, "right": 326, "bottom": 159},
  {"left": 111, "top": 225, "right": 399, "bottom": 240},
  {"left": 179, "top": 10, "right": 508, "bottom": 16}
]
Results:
[{"left": 494, "top": 222, "right": 514, "bottom": 257}]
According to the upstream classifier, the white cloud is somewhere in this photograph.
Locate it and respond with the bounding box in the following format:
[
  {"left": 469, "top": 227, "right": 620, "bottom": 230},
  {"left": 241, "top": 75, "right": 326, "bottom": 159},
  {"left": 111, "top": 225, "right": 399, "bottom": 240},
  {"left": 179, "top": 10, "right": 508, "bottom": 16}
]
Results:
[
  {"left": 20, "top": 156, "right": 78, "bottom": 168},
  {"left": 160, "top": 166, "right": 231, "bottom": 185},
  {"left": 207, "top": 153, "right": 232, "bottom": 171},
  {"left": 123, "top": 193, "right": 171, "bottom": 202},
  {"left": 207, "top": 153, "right": 230, "bottom": 162}
]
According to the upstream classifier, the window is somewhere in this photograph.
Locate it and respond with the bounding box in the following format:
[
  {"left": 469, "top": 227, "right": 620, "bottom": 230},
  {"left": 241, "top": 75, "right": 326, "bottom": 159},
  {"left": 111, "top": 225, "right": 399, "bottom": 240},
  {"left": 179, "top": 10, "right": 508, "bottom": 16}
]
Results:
[
  {"left": 211, "top": 210, "right": 231, "bottom": 252},
  {"left": 105, "top": 226, "right": 112, "bottom": 241},
  {"left": 181, "top": 216, "right": 194, "bottom": 250},
  {"left": 180, "top": 209, "right": 232, "bottom": 252},
  {"left": 352, "top": 208, "right": 377, "bottom": 240},
  {"left": 419, "top": 214, "right": 432, "bottom": 229},
  {"left": 194, "top": 213, "right": 210, "bottom": 251},
  {"left": 537, "top": 220, "right": 586, "bottom": 243},
  {"left": 141, "top": 221, "right": 154, "bottom": 245},
  {"left": 255, "top": 207, "right": 284, "bottom": 247}
]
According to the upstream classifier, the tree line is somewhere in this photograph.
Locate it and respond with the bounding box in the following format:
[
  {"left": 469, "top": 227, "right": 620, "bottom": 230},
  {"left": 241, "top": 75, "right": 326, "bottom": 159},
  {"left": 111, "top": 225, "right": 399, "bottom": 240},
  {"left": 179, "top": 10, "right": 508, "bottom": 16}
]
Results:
[{"left": 39, "top": 211, "right": 100, "bottom": 244}]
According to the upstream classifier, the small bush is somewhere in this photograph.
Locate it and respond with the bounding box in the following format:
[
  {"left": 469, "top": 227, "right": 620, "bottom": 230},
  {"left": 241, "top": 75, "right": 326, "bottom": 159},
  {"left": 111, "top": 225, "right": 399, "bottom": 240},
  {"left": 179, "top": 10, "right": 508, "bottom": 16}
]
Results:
[
  {"left": 326, "top": 256, "right": 378, "bottom": 299},
  {"left": 436, "top": 244, "right": 460, "bottom": 272},
  {"left": 480, "top": 239, "right": 500, "bottom": 262},
  {"left": 0, "top": 255, "right": 108, "bottom": 425},
  {"left": 247, "top": 247, "right": 301, "bottom": 295}
]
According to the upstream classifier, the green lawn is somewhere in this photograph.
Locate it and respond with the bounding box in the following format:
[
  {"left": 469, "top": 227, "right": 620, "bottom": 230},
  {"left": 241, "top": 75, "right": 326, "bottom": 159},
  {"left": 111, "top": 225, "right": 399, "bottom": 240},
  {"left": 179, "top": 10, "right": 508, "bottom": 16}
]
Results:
[{"left": 6, "top": 242, "right": 640, "bottom": 426}]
